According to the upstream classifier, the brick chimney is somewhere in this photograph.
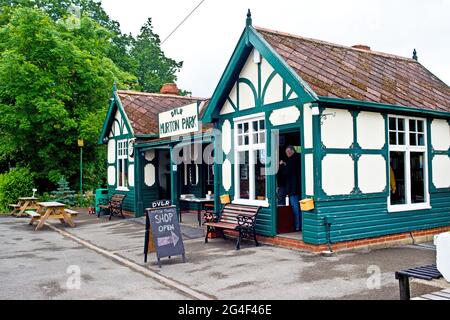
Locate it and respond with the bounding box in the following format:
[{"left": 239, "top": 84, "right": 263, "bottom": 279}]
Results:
[
  {"left": 160, "top": 83, "right": 179, "bottom": 95},
  {"left": 352, "top": 44, "right": 371, "bottom": 51}
]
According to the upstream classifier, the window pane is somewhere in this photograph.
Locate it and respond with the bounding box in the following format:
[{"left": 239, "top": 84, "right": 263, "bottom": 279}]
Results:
[
  {"left": 253, "top": 120, "right": 259, "bottom": 132},
  {"left": 390, "top": 151, "right": 406, "bottom": 205},
  {"left": 389, "top": 132, "right": 397, "bottom": 145},
  {"left": 124, "top": 162, "right": 128, "bottom": 187},
  {"left": 398, "top": 118, "right": 405, "bottom": 131},
  {"left": 398, "top": 132, "right": 405, "bottom": 145},
  {"left": 238, "top": 136, "right": 243, "bottom": 146},
  {"left": 118, "top": 161, "right": 123, "bottom": 187},
  {"left": 410, "top": 152, "right": 425, "bottom": 204},
  {"left": 239, "top": 151, "right": 249, "bottom": 199},
  {"left": 417, "top": 120, "right": 424, "bottom": 133},
  {"left": 260, "top": 120, "right": 265, "bottom": 130},
  {"left": 244, "top": 135, "right": 249, "bottom": 145},
  {"left": 389, "top": 118, "right": 396, "bottom": 130},
  {"left": 243, "top": 123, "right": 249, "bottom": 133},
  {"left": 253, "top": 133, "right": 258, "bottom": 144},
  {"left": 418, "top": 134, "right": 425, "bottom": 146},
  {"left": 409, "top": 119, "right": 416, "bottom": 132},
  {"left": 410, "top": 133, "right": 417, "bottom": 146},
  {"left": 254, "top": 150, "right": 266, "bottom": 201},
  {"left": 237, "top": 124, "right": 243, "bottom": 134},
  {"left": 259, "top": 132, "right": 265, "bottom": 144}
]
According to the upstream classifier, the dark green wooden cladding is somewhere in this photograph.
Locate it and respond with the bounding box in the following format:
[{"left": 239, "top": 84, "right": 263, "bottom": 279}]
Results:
[{"left": 302, "top": 191, "right": 450, "bottom": 245}]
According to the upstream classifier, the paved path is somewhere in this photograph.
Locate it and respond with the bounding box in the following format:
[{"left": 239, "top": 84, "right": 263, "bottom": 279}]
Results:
[
  {"left": 0, "top": 213, "right": 443, "bottom": 300},
  {"left": 0, "top": 217, "right": 188, "bottom": 300}
]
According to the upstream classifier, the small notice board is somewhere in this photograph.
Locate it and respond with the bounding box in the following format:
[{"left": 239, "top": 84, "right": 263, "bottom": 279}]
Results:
[{"left": 144, "top": 201, "right": 186, "bottom": 267}]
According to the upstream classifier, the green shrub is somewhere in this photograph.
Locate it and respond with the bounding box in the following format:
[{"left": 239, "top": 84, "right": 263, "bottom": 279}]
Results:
[{"left": 0, "top": 167, "right": 35, "bottom": 212}]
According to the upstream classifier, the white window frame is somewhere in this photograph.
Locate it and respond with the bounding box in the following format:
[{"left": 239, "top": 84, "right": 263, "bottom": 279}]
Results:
[
  {"left": 233, "top": 114, "right": 269, "bottom": 207},
  {"left": 116, "top": 139, "right": 129, "bottom": 191},
  {"left": 388, "top": 116, "right": 430, "bottom": 213}
]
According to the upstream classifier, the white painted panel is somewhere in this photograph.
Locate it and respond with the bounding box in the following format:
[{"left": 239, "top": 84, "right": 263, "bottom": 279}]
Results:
[
  {"left": 107, "top": 166, "right": 115, "bottom": 186},
  {"left": 305, "top": 154, "right": 314, "bottom": 196},
  {"left": 322, "top": 154, "right": 354, "bottom": 195},
  {"left": 115, "top": 110, "right": 122, "bottom": 124},
  {"left": 357, "top": 111, "right": 385, "bottom": 150},
  {"left": 303, "top": 103, "right": 313, "bottom": 149},
  {"left": 107, "top": 139, "right": 116, "bottom": 164},
  {"left": 358, "top": 155, "right": 386, "bottom": 193},
  {"left": 264, "top": 73, "right": 283, "bottom": 105},
  {"left": 220, "top": 99, "right": 235, "bottom": 115},
  {"left": 239, "top": 82, "right": 255, "bottom": 110},
  {"left": 239, "top": 49, "right": 259, "bottom": 88},
  {"left": 222, "top": 159, "right": 232, "bottom": 191},
  {"left": 269, "top": 106, "right": 300, "bottom": 126},
  {"left": 229, "top": 83, "right": 238, "bottom": 107},
  {"left": 144, "top": 163, "right": 156, "bottom": 187},
  {"left": 128, "top": 164, "right": 135, "bottom": 187},
  {"left": 431, "top": 119, "right": 450, "bottom": 151},
  {"left": 114, "top": 121, "right": 120, "bottom": 137},
  {"left": 321, "top": 108, "right": 353, "bottom": 149},
  {"left": 260, "top": 56, "right": 275, "bottom": 89},
  {"left": 432, "top": 155, "right": 450, "bottom": 188},
  {"left": 222, "top": 120, "right": 232, "bottom": 155},
  {"left": 145, "top": 150, "right": 155, "bottom": 161}
]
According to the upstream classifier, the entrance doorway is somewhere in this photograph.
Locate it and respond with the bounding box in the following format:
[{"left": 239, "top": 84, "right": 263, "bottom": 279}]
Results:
[
  {"left": 276, "top": 130, "right": 302, "bottom": 239},
  {"left": 158, "top": 150, "right": 172, "bottom": 200}
]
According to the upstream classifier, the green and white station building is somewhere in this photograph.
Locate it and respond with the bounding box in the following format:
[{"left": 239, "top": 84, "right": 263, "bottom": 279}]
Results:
[
  {"left": 201, "top": 12, "right": 450, "bottom": 245},
  {"left": 100, "top": 12, "right": 450, "bottom": 248}
]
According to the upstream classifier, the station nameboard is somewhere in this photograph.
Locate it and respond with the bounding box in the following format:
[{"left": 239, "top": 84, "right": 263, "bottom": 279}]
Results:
[{"left": 158, "top": 103, "right": 198, "bottom": 138}]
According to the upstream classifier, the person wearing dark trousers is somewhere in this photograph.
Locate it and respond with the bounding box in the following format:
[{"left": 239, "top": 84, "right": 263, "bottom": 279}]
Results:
[{"left": 280, "top": 146, "right": 302, "bottom": 231}]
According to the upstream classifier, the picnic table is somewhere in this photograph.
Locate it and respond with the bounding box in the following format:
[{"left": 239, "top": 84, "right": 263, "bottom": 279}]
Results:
[
  {"left": 27, "top": 201, "right": 77, "bottom": 231},
  {"left": 10, "top": 197, "right": 39, "bottom": 217},
  {"left": 179, "top": 196, "right": 214, "bottom": 226}
]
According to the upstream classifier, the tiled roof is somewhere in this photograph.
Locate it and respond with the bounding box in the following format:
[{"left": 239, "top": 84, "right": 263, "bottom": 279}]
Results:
[
  {"left": 117, "top": 90, "right": 207, "bottom": 135},
  {"left": 256, "top": 27, "right": 450, "bottom": 112}
]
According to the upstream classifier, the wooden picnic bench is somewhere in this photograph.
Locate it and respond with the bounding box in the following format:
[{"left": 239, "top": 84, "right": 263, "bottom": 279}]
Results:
[
  {"left": 10, "top": 197, "right": 39, "bottom": 217},
  {"left": 98, "top": 194, "right": 127, "bottom": 220},
  {"left": 203, "top": 203, "right": 261, "bottom": 250},
  {"left": 26, "top": 202, "right": 78, "bottom": 230},
  {"left": 395, "top": 264, "right": 443, "bottom": 300}
]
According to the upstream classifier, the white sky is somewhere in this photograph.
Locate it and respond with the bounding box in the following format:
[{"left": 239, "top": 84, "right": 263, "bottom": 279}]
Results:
[{"left": 100, "top": 0, "right": 450, "bottom": 98}]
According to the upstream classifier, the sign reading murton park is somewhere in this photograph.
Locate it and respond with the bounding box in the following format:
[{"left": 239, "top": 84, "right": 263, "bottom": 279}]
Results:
[{"left": 159, "top": 103, "right": 199, "bottom": 138}]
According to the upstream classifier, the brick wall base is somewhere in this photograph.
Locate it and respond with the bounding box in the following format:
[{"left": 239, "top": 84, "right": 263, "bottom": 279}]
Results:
[{"left": 223, "top": 226, "right": 450, "bottom": 253}]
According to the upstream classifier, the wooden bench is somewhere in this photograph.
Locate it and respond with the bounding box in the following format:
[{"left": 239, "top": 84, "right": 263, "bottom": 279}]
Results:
[
  {"left": 203, "top": 204, "right": 261, "bottom": 250},
  {"left": 26, "top": 210, "right": 40, "bottom": 225},
  {"left": 98, "top": 194, "right": 127, "bottom": 221},
  {"left": 395, "top": 264, "right": 443, "bottom": 300},
  {"left": 64, "top": 209, "right": 79, "bottom": 216}
]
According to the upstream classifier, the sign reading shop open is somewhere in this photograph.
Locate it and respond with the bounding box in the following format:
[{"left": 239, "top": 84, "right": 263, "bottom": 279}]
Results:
[{"left": 158, "top": 103, "right": 199, "bottom": 138}]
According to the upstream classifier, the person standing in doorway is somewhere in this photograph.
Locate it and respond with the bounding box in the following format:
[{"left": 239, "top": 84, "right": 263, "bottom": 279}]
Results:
[{"left": 280, "top": 146, "right": 301, "bottom": 231}]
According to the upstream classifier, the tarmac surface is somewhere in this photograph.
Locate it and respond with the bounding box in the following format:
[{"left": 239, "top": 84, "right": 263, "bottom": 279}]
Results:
[{"left": 0, "top": 211, "right": 444, "bottom": 300}]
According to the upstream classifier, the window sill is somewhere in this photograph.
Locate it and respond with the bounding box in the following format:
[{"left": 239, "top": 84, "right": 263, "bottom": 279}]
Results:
[
  {"left": 232, "top": 199, "right": 270, "bottom": 208},
  {"left": 388, "top": 203, "right": 431, "bottom": 213},
  {"left": 115, "top": 187, "right": 130, "bottom": 192}
]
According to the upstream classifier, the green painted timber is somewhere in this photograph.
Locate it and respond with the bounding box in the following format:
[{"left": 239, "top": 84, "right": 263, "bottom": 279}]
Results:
[{"left": 302, "top": 191, "right": 450, "bottom": 245}]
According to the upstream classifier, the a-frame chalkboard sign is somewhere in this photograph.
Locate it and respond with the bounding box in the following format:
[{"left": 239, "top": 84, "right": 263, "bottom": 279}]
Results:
[{"left": 144, "top": 200, "right": 186, "bottom": 267}]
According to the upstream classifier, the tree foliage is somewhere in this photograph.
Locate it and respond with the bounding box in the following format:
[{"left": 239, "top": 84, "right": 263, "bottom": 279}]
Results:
[{"left": 0, "top": 1, "right": 188, "bottom": 192}]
